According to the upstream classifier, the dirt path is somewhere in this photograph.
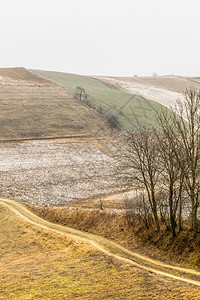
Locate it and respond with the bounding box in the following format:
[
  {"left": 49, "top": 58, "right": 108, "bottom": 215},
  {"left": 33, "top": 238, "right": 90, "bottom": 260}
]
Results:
[{"left": 1, "top": 197, "right": 200, "bottom": 288}]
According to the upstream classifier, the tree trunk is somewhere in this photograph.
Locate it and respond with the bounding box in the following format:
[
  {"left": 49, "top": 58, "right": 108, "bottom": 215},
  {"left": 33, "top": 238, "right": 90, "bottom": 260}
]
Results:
[
  {"left": 178, "top": 196, "right": 182, "bottom": 233},
  {"left": 152, "top": 201, "right": 160, "bottom": 232},
  {"left": 192, "top": 203, "right": 198, "bottom": 236},
  {"left": 169, "top": 186, "right": 176, "bottom": 237}
]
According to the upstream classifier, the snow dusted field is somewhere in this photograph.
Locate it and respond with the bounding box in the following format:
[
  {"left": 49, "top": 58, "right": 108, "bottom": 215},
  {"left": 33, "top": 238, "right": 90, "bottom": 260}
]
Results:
[
  {"left": 93, "top": 76, "right": 186, "bottom": 110},
  {"left": 0, "top": 139, "right": 121, "bottom": 207}
]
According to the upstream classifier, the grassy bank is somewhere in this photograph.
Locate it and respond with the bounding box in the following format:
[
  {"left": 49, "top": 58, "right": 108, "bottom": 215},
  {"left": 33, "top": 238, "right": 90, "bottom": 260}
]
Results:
[
  {"left": 2, "top": 204, "right": 200, "bottom": 299},
  {"left": 29, "top": 205, "right": 200, "bottom": 269}
]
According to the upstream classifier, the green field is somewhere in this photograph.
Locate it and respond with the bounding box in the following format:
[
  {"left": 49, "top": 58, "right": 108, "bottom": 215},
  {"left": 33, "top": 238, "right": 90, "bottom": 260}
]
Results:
[{"left": 33, "top": 70, "right": 168, "bottom": 129}]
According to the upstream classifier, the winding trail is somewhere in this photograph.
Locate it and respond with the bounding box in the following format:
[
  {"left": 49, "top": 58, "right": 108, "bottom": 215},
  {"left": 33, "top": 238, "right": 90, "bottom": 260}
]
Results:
[{"left": 1, "top": 198, "right": 200, "bottom": 288}]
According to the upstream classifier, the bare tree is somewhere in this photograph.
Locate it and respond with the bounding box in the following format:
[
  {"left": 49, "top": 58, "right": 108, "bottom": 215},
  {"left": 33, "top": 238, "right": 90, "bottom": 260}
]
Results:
[
  {"left": 74, "top": 86, "right": 88, "bottom": 102},
  {"left": 156, "top": 110, "right": 185, "bottom": 237},
  {"left": 125, "top": 193, "right": 152, "bottom": 229},
  {"left": 121, "top": 88, "right": 200, "bottom": 236},
  {"left": 171, "top": 89, "right": 200, "bottom": 235},
  {"left": 123, "top": 125, "right": 161, "bottom": 232},
  {"left": 156, "top": 89, "right": 200, "bottom": 235}
]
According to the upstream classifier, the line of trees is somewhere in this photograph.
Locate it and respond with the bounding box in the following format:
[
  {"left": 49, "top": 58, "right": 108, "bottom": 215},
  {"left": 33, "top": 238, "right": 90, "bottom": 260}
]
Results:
[
  {"left": 122, "top": 89, "right": 200, "bottom": 237},
  {"left": 74, "top": 86, "right": 120, "bottom": 130}
]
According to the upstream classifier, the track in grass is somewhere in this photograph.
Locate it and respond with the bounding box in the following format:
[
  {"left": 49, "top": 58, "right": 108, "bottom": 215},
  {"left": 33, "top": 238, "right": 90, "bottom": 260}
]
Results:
[{"left": 1, "top": 197, "right": 200, "bottom": 288}]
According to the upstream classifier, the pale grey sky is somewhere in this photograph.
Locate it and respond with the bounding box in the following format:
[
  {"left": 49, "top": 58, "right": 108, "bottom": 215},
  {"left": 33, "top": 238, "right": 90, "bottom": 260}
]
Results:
[{"left": 0, "top": 0, "right": 199, "bottom": 76}]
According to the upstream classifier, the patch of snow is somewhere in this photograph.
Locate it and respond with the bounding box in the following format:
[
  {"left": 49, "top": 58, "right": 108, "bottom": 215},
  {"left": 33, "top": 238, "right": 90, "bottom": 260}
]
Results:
[
  {"left": 0, "top": 140, "right": 121, "bottom": 207},
  {"left": 94, "top": 77, "right": 185, "bottom": 110}
]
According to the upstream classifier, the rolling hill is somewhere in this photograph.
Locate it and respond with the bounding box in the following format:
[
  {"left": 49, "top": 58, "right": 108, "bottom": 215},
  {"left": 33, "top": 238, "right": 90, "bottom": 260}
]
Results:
[
  {"left": 192, "top": 77, "right": 200, "bottom": 83},
  {"left": 0, "top": 67, "right": 109, "bottom": 141},
  {"left": 91, "top": 75, "right": 200, "bottom": 110},
  {"left": 0, "top": 67, "right": 198, "bottom": 140},
  {"left": 32, "top": 69, "right": 170, "bottom": 129}
]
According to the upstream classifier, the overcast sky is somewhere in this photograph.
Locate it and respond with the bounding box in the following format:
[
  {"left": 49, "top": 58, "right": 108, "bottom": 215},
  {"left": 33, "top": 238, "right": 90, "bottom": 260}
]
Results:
[{"left": 0, "top": 0, "right": 199, "bottom": 76}]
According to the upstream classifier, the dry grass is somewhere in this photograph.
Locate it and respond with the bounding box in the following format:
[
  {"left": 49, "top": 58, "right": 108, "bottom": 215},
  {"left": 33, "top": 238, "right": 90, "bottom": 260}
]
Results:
[
  {"left": 0, "top": 68, "right": 109, "bottom": 141},
  {"left": 143, "top": 226, "right": 200, "bottom": 268},
  {"left": 29, "top": 205, "right": 200, "bottom": 270},
  {"left": 1, "top": 205, "right": 200, "bottom": 299},
  {"left": 111, "top": 75, "right": 200, "bottom": 93},
  {"left": 0, "top": 67, "right": 51, "bottom": 84},
  {"left": 28, "top": 205, "right": 133, "bottom": 245}
]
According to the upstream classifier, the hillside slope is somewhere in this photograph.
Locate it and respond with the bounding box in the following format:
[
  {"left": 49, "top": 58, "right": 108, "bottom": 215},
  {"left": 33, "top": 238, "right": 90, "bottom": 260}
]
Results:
[
  {"left": 192, "top": 77, "right": 200, "bottom": 83},
  {"left": 0, "top": 68, "right": 109, "bottom": 140},
  {"left": 110, "top": 75, "right": 200, "bottom": 93},
  {"left": 92, "top": 75, "right": 200, "bottom": 110},
  {"left": 32, "top": 69, "right": 169, "bottom": 129},
  {"left": 0, "top": 67, "right": 52, "bottom": 84},
  {"left": 1, "top": 199, "right": 200, "bottom": 299}
]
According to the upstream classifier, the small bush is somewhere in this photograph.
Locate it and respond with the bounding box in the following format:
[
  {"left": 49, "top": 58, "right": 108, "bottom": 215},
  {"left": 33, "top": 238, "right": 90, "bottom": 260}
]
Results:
[{"left": 105, "top": 112, "right": 120, "bottom": 129}]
